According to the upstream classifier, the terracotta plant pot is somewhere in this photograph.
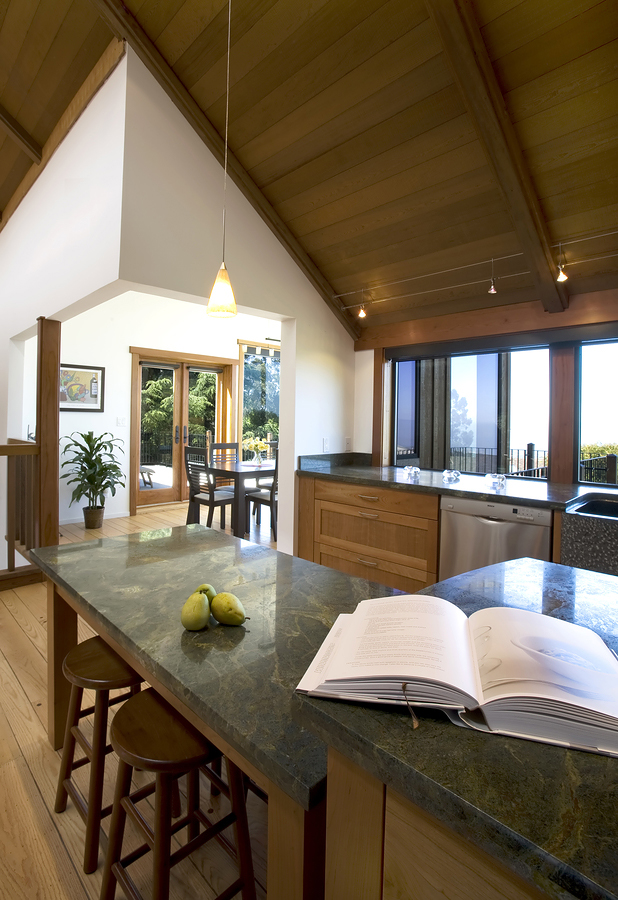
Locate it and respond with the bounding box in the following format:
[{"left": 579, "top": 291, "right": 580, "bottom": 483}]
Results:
[{"left": 83, "top": 506, "right": 105, "bottom": 529}]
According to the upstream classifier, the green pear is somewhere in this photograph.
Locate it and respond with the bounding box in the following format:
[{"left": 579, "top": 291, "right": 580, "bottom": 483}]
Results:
[
  {"left": 210, "top": 592, "right": 246, "bottom": 626},
  {"left": 181, "top": 591, "right": 211, "bottom": 631},
  {"left": 196, "top": 583, "right": 217, "bottom": 602}
]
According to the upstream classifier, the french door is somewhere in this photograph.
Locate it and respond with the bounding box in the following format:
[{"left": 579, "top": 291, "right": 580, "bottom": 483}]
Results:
[{"left": 129, "top": 347, "right": 237, "bottom": 513}]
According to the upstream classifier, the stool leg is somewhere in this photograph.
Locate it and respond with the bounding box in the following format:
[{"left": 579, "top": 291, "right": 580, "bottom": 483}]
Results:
[
  {"left": 83, "top": 688, "right": 109, "bottom": 873},
  {"left": 153, "top": 773, "right": 173, "bottom": 900},
  {"left": 100, "top": 759, "right": 133, "bottom": 900},
  {"left": 226, "top": 759, "right": 256, "bottom": 900},
  {"left": 186, "top": 767, "right": 200, "bottom": 842},
  {"left": 54, "top": 684, "right": 83, "bottom": 813}
]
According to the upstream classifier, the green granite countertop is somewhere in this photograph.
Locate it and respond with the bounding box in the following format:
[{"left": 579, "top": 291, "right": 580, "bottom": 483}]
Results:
[
  {"left": 298, "top": 557, "right": 618, "bottom": 900},
  {"left": 31, "top": 524, "right": 397, "bottom": 810},
  {"left": 297, "top": 453, "right": 615, "bottom": 510}
]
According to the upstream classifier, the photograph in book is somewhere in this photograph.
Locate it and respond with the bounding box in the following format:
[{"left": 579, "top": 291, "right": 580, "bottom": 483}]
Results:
[{"left": 296, "top": 595, "right": 618, "bottom": 757}]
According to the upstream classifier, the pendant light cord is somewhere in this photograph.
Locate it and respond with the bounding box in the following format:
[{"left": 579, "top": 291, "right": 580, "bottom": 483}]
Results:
[{"left": 222, "top": 0, "right": 232, "bottom": 264}]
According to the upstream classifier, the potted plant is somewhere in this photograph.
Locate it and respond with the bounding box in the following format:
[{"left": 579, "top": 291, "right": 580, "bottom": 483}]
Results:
[{"left": 61, "top": 431, "right": 125, "bottom": 529}]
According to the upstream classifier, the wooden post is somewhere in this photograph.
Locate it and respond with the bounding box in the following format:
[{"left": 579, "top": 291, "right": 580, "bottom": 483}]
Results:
[
  {"left": 36, "top": 317, "right": 60, "bottom": 547},
  {"left": 526, "top": 442, "right": 535, "bottom": 472},
  {"left": 372, "top": 348, "right": 385, "bottom": 466},
  {"left": 607, "top": 454, "right": 617, "bottom": 484},
  {"left": 548, "top": 344, "right": 579, "bottom": 484}
]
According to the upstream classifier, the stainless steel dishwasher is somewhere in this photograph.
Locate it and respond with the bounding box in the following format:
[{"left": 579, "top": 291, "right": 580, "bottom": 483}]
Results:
[{"left": 439, "top": 496, "right": 552, "bottom": 580}]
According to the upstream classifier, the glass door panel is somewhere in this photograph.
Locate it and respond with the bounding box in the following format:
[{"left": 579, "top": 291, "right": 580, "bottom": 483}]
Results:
[
  {"left": 138, "top": 364, "right": 178, "bottom": 502},
  {"left": 187, "top": 369, "right": 217, "bottom": 451}
]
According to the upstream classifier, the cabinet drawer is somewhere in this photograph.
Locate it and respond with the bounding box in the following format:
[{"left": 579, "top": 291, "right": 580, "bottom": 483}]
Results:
[
  {"left": 314, "top": 478, "right": 438, "bottom": 518},
  {"left": 314, "top": 543, "right": 436, "bottom": 594},
  {"left": 315, "top": 499, "right": 438, "bottom": 571}
]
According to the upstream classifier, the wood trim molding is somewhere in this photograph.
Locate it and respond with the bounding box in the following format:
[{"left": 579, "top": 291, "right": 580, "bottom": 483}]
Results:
[
  {"left": 90, "top": 0, "right": 359, "bottom": 341},
  {"left": 548, "top": 344, "right": 579, "bottom": 484},
  {"left": 1, "top": 39, "right": 125, "bottom": 232},
  {"left": 425, "top": 0, "right": 568, "bottom": 314},
  {"left": 372, "top": 349, "right": 385, "bottom": 466},
  {"left": 36, "top": 317, "right": 60, "bottom": 548},
  {"left": 129, "top": 346, "right": 238, "bottom": 367},
  {"left": 355, "top": 289, "right": 618, "bottom": 352},
  {"left": 0, "top": 103, "right": 42, "bottom": 163}
]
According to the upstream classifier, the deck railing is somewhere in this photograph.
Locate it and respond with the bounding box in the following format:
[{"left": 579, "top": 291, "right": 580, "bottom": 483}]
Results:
[{"left": 2, "top": 440, "right": 41, "bottom": 582}]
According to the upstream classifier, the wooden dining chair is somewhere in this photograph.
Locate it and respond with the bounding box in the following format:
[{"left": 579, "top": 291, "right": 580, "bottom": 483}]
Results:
[
  {"left": 245, "top": 450, "right": 278, "bottom": 541},
  {"left": 209, "top": 442, "right": 239, "bottom": 491},
  {"left": 184, "top": 447, "right": 234, "bottom": 529}
]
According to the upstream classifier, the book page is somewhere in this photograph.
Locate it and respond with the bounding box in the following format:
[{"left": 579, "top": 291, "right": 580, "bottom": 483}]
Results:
[
  {"left": 296, "top": 614, "right": 352, "bottom": 693},
  {"left": 322, "top": 595, "right": 480, "bottom": 704},
  {"left": 469, "top": 606, "right": 618, "bottom": 714}
]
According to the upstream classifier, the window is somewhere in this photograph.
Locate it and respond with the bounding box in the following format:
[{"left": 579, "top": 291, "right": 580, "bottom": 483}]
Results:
[
  {"left": 240, "top": 344, "right": 280, "bottom": 453},
  {"left": 393, "top": 348, "right": 549, "bottom": 478},
  {"left": 580, "top": 341, "right": 618, "bottom": 484}
]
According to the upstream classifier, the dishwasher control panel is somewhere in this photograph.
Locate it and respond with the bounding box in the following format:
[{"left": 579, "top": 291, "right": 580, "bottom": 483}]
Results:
[{"left": 440, "top": 495, "right": 553, "bottom": 526}]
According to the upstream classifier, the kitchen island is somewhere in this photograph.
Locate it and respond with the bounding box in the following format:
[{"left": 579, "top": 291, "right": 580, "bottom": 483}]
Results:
[
  {"left": 32, "top": 524, "right": 398, "bottom": 900},
  {"left": 298, "top": 557, "right": 618, "bottom": 900}
]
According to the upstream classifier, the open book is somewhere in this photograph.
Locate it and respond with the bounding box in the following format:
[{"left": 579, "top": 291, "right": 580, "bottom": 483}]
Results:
[{"left": 296, "top": 595, "right": 618, "bottom": 757}]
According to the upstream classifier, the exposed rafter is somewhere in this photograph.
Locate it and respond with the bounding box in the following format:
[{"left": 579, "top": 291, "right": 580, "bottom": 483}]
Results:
[
  {"left": 425, "top": 0, "right": 569, "bottom": 314},
  {"left": 88, "top": 0, "right": 359, "bottom": 340},
  {"left": 0, "top": 103, "right": 42, "bottom": 163}
]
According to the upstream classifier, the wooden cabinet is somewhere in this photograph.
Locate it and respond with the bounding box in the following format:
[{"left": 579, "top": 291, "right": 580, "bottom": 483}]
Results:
[{"left": 297, "top": 476, "right": 438, "bottom": 592}]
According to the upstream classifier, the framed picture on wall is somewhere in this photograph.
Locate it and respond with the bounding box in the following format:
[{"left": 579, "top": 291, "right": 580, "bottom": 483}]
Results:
[{"left": 59, "top": 364, "right": 105, "bottom": 412}]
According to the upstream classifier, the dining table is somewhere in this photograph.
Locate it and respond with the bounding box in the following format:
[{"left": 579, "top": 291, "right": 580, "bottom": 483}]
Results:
[
  {"left": 32, "top": 522, "right": 397, "bottom": 900},
  {"left": 208, "top": 458, "right": 276, "bottom": 538}
]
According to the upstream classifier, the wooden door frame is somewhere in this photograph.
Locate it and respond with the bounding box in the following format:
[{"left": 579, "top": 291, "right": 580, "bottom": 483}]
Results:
[{"left": 129, "top": 347, "right": 238, "bottom": 515}]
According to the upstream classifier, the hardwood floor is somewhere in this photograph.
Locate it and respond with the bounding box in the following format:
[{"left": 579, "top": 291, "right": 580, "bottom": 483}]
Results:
[{"left": 0, "top": 503, "right": 274, "bottom": 899}]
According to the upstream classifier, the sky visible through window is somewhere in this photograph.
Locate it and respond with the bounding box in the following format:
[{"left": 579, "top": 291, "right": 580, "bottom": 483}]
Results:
[{"left": 581, "top": 343, "right": 618, "bottom": 445}]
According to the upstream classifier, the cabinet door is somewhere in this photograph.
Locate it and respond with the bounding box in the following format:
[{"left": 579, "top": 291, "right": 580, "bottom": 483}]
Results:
[
  {"left": 314, "top": 542, "right": 434, "bottom": 593},
  {"left": 314, "top": 499, "right": 438, "bottom": 572}
]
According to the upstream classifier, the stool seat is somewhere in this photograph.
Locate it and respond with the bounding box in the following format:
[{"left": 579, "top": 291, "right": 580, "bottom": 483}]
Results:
[
  {"left": 110, "top": 687, "right": 216, "bottom": 773},
  {"left": 54, "top": 636, "right": 142, "bottom": 874},
  {"left": 101, "top": 687, "right": 256, "bottom": 900},
  {"left": 63, "top": 637, "right": 140, "bottom": 691}
]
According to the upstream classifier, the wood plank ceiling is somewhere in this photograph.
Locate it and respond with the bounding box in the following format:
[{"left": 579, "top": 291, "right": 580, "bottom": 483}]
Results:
[{"left": 1, "top": 0, "right": 617, "bottom": 342}]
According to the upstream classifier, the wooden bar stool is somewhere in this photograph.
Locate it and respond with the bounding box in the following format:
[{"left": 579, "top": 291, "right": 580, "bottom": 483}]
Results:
[
  {"left": 54, "top": 636, "right": 142, "bottom": 873},
  {"left": 100, "top": 687, "right": 256, "bottom": 900}
]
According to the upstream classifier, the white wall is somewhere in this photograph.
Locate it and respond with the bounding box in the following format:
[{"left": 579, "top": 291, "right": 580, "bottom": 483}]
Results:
[
  {"left": 354, "top": 350, "right": 374, "bottom": 453},
  {"left": 0, "top": 48, "right": 356, "bottom": 560}
]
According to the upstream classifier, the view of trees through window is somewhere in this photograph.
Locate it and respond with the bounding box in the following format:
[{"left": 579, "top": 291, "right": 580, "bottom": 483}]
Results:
[{"left": 242, "top": 350, "right": 280, "bottom": 445}]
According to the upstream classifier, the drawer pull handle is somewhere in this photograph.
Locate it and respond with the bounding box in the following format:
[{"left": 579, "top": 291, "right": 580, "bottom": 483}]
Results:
[
  {"left": 357, "top": 558, "right": 378, "bottom": 566},
  {"left": 358, "top": 512, "right": 379, "bottom": 518},
  {"left": 357, "top": 494, "right": 379, "bottom": 501}
]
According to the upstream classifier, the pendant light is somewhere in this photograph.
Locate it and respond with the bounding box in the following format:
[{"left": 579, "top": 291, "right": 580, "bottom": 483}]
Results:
[
  {"left": 207, "top": 0, "right": 237, "bottom": 318},
  {"left": 556, "top": 242, "right": 568, "bottom": 282},
  {"left": 488, "top": 258, "right": 497, "bottom": 294},
  {"left": 358, "top": 288, "right": 367, "bottom": 318}
]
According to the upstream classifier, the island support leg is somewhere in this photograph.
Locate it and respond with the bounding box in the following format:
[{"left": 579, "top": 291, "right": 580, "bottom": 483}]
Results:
[
  {"left": 325, "top": 748, "right": 385, "bottom": 900},
  {"left": 46, "top": 579, "right": 78, "bottom": 749},
  {"left": 267, "top": 785, "right": 326, "bottom": 900}
]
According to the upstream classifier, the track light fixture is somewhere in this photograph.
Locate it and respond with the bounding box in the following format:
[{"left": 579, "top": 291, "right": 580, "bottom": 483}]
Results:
[
  {"left": 207, "top": 0, "right": 237, "bottom": 318},
  {"left": 556, "top": 242, "right": 568, "bottom": 282},
  {"left": 488, "top": 258, "right": 497, "bottom": 293},
  {"left": 358, "top": 306, "right": 366, "bottom": 318}
]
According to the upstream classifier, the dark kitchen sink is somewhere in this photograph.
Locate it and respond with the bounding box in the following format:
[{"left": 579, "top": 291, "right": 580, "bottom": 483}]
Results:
[{"left": 567, "top": 494, "right": 618, "bottom": 519}]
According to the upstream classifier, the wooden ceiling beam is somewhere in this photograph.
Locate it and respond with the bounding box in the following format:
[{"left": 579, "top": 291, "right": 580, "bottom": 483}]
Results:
[
  {"left": 425, "top": 0, "right": 569, "bottom": 314},
  {"left": 88, "top": 0, "right": 359, "bottom": 340},
  {"left": 0, "top": 103, "right": 42, "bottom": 163}
]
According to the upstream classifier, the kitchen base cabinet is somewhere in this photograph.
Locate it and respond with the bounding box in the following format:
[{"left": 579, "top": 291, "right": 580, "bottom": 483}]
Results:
[
  {"left": 326, "top": 749, "right": 549, "bottom": 900},
  {"left": 297, "top": 475, "right": 438, "bottom": 592}
]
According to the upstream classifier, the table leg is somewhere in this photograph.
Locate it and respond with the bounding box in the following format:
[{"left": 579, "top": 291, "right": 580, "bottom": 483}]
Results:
[
  {"left": 234, "top": 477, "right": 247, "bottom": 537},
  {"left": 267, "top": 785, "right": 326, "bottom": 900},
  {"left": 46, "top": 579, "right": 78, "bottom": 749}
]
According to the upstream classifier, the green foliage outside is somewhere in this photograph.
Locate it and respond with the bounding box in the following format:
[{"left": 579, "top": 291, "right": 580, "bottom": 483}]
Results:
[
  {"left": 242, "top": 354, "right": 280, "bottom": 441},
  {"left": 581, "top": 443, "right": 618, "bottom": 459},
  {"left": 140, "top": 370, "right": 216, "bottom": 443}
]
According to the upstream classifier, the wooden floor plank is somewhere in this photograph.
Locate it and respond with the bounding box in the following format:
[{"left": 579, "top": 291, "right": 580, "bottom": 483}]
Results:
[{"left": 0, "top": 757, "right": 88, "bottom": 900}]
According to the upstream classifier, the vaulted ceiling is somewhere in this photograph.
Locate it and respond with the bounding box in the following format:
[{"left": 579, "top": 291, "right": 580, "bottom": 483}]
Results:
[{"left": 1, "top": 0, "right": 617, "bottom": 341}]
